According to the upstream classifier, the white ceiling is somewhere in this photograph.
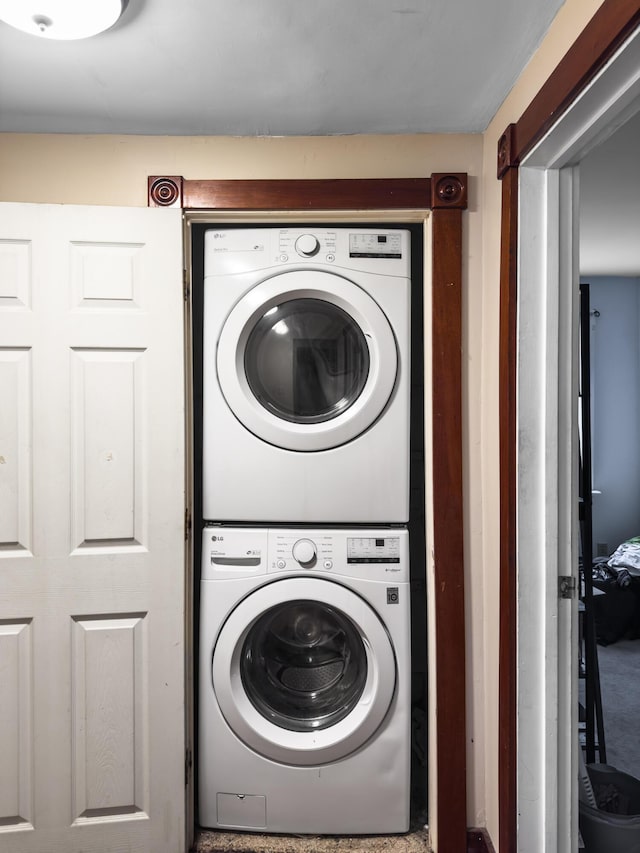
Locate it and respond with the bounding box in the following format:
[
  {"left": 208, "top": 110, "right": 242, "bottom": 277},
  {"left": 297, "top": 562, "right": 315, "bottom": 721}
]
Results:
[
  {"left": 0, "top": 0, "right": 565, "bottom": 136},
  {"left": 1, "top": 0, "right": 636, "bottom": 278}
]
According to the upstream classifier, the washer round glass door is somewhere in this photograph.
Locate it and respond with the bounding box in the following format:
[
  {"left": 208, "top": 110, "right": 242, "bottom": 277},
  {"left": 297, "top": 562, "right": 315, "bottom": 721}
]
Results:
[
  {"left": 216, "top": 270, "right": 398, "bottom": 451},
  {"left": 211, "top": 577, "right": 397, "bottom": 765}
]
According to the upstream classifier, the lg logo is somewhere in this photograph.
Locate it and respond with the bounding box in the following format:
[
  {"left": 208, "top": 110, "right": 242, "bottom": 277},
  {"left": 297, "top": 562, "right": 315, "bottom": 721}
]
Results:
[{"left": 211, "top": 535, "right": 224, "bottom": 542}]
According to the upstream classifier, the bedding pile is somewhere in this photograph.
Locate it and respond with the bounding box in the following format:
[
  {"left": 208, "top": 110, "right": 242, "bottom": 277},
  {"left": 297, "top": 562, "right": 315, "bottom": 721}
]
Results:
[{"left": 608, "top": 536, "right": 640, "bottom": 578}]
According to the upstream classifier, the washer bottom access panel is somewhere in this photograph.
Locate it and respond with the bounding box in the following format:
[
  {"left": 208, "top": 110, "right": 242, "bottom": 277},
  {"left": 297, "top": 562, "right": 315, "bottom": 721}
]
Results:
[{"left": 198, "top": 526, "right": 411, "bottom": 835}]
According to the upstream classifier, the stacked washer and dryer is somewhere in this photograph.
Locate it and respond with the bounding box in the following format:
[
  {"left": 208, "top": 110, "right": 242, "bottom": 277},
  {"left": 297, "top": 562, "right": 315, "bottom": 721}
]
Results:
[{"left": 199, "top": 227, "right": 414, "bottom": 835}]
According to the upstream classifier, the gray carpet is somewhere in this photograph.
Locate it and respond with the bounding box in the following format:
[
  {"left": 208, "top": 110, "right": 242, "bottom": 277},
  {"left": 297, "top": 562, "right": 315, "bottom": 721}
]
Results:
[{"left": 596, "top": 639, "right": 640, "bottom": 776}]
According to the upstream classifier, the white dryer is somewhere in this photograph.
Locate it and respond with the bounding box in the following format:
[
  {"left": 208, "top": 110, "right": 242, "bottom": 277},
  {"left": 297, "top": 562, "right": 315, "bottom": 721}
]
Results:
[
  {"left": 198, "top": 526, "right": 411, "bottom": 835},
  {"left": 202, "top": 227, "right": 411, "bottom": 523}
]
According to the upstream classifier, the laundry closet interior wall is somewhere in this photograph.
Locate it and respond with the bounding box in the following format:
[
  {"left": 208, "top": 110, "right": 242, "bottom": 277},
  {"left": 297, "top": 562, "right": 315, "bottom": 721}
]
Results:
[
  {"left": 189, "top": 220, "right": 428, "bottom": 827},
  {"left": 178, "top": 173, "right": 469, "bottom": 849}
]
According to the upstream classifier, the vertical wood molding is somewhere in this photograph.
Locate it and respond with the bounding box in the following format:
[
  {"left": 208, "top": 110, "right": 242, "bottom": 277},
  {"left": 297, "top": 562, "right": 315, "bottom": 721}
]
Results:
[
  {"left": 497, "top": 3, "right": 640, "bottom": 851},
  {"left": 498, "top": 165, "right": 519, "bottom": 853},
  {"left": 432, "top": 205, "right": 467, "bottom": 852},
  {"left": 497, "top": 124, "right": 516, "bottom": 180}
]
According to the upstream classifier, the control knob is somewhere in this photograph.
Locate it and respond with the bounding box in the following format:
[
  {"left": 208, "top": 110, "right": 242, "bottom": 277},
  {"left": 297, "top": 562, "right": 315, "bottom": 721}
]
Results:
[
  {"left": 295, "top": 234, "right": 320, "bottom": 257},
  {"left": 292, "top": 538, "right": 317, "bottom": 568}
]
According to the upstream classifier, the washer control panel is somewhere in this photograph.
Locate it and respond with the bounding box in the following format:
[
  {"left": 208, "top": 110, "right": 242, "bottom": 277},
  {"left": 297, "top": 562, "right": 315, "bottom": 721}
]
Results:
[
  {"left": 347, "top": 536, "right": 400, "bottom": 564},
  {"left": 202, "top": 527, "right": 409, "bottom": 582},
  {"left": 273, "top": 532, "right": 334, "bottom": 571},
  {"left": 269, "top": 528, "right": 407, "bottom": 580}
]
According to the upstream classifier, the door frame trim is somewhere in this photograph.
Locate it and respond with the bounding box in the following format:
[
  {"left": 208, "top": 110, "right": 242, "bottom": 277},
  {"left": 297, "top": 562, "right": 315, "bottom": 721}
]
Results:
[
  {"left": 155, "top": 175, "right": 469, "bottom": 851},
  {"left": 497, "top": 3, "right": 640, "bottom": 850}
]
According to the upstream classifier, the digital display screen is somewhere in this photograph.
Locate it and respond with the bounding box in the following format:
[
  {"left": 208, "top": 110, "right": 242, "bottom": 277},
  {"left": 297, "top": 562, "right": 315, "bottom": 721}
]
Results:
[
  {"left": 349, "top": 233, "right": 402, "bottom": 259},
  {"left": 347, "top": 536, "right": 400, "bottom": 563}
]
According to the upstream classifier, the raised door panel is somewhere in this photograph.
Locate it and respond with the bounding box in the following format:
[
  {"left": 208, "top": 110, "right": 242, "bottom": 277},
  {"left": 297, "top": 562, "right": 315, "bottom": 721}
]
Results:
[
  {"left": 0, "top": 620, "right": 33, "bottom": 830},
  {"left": 72, "top": 614, "right": 148, "bottom": 821},
  {"left": 0, "top": 349, "right": 32, "bottom": 554},
  {"left": 70, "top": 349, "right": 146, "bottom": 550},
  {"left": 0, "top": 239, "right": 31, "bottom": 310}
]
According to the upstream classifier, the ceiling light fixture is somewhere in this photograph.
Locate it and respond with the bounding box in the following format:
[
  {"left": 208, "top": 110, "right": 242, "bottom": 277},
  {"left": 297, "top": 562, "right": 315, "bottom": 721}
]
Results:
[{"left": 0, "top": 0, "right": 127, "bottom": 40}]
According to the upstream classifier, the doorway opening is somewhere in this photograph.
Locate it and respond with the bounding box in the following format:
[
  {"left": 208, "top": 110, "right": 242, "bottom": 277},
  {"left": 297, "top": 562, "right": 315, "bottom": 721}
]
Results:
[{"left": 577, "top": 109, "right": 640, "bottom": 791}]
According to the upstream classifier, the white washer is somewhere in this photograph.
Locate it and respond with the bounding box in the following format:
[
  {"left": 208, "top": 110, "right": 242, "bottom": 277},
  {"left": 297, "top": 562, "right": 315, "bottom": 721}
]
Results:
[
  {"left": 198, "top": 526, "right": 411, "bottom": 835},
  {"left": 202, "top": 227, "right": 411, "bottom": 523}
]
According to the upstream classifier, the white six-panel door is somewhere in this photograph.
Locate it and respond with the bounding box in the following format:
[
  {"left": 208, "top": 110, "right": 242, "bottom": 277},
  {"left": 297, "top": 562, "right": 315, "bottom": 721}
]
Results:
[{"left": 0, "top": 203, "right": 185, "bottom": 853}]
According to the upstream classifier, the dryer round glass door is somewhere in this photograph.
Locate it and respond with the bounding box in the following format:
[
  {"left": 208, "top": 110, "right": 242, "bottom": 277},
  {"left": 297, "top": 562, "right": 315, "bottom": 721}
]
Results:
[
  {"left": 216, "top": 270, "right": 398, "bottom": 451},
  {"left": 211, "top": 577, "right": 397, "bottom": 766},
  {"left": 244, "top": 299, "right": 370, "bottom": 424}
]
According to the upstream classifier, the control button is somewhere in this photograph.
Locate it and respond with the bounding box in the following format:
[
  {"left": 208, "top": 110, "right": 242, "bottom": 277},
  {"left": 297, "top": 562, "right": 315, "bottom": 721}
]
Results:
[
  {"left": 295, "top": 234, "right": 320, "bottom": 257},
  {"left": 276, "top": 559, "right": 286, "bottom": 569},
  {"left": 279, "top": 253, "right": 288, "bottom": 262},
  {"left": 292, "top": 538, "right": 317, "bottom": 568},
  {"left": 323, "top": 559, "right": 333, "bottom": 570},
  {"left": 326, "top": 253, "right": 335, "bottom": 262}
]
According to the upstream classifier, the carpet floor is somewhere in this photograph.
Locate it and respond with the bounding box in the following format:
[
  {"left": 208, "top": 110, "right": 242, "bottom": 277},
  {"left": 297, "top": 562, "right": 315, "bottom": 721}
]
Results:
[
  {"left": 596, "top": 637, "right": 640, "bottom": 776},
  {"left": 194, "top": 826, "right": 431, "bottom": 853}
]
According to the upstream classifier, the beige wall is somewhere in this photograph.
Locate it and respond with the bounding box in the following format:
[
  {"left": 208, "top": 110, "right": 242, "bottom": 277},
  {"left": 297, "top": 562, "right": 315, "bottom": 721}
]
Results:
[
  {"left": 0, "top": 0, "right": 612, "bottom": 844},
  {"left": 0, "top": 134, "right": 481, "bottom": 205},
  {"left": 0, "top": 130, "right": 491, "bottom": 832}
]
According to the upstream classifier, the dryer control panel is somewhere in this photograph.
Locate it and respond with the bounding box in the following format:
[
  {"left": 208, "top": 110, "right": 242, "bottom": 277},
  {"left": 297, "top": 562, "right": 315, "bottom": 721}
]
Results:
[
  {"left": 204, "top": 227, "right": 410, "bottom": 278},
  {"left": 278, "top": 231, "right": 336, "bottom": 259}
]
